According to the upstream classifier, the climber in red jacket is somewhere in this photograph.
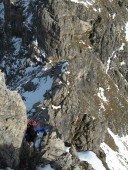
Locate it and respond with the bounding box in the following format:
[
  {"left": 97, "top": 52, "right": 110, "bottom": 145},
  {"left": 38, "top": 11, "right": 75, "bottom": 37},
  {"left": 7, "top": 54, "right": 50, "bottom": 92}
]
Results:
[
  {"left": 25, "top": 119, "right": 47, "bottom": 151},
  {"left": 27, "top": 119, "right": 40, "bottom": 127}
]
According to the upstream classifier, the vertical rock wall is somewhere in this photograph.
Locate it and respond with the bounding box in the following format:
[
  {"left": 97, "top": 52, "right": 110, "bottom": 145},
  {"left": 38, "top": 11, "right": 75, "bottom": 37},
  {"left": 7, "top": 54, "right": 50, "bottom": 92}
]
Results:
[{"left": 0, "top": 71, "right": 27, "bottom": 169}]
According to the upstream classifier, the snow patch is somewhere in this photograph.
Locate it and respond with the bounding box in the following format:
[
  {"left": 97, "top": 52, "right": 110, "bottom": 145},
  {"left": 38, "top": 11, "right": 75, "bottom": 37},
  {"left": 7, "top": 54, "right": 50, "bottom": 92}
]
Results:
[
  {"left": 99, "top": 102, "right": 105, "bottom": 111},
  {"left": 93, "top": 8, "right": 97, "bottom": 12},
  {"left": 112, "top": 13, "right": 116, "bottom": 19},
  {"left": 0, "top": 2, "right": 4, "bottom": 21},
  {"left": 97, "top": 87, "right": 108, "bottom": 103},
  {"left": 36, "top": 164, "right": 54, "bottom": 170},
  {"left": 24, "top": 13, "right": 33, "bottom": 28},
  {"left": 79, "top": 40, "right": 85, "bottom": 44},
  {"left": 22, "top": 0, "right": 30, "bottom": 13},
  {"left": 120, "top": 61, "right": 125, "bottom": 66},
  {"left": 58, "top": 81, "right": 63, "bottom": 85},
  {"left": 93, "top": 7, "right": 101, "bottom": 12},
  {"left": 64, "top": 146, "right": 70, "bottom": 153},
  {"left": 99, "top": 8, "right": 101, "bottom": 12},
  {"left": 42, "top": 107, "right": 46, "bottom": 110},
  {"left": 25, "top": 66, "right": 39, "bottom": 75},
  {"left": 31, "top": 39, "right": 46, "bottom": 60},
  {"left": 70, "top": 0, "right": 95, "bottom": 8},
  {"left": 12, "top": 37, "right": 22, "bottom": 55},
  {"left": 77, "top": 151, "right": 106, "bottom": 170},
  {"left": 101, "top": 143, "right": 128, "bottom": 170},
  {"left": 119, "top": 43, "right": 125, "bottom": 51},
  {"left": 33, "top": 39, "right": 38, "bottom": 46},
  {"left": 65, "top": 71, "right": 70, "bottom": 75},
  {"left": 106, "top": 43, "right": 125, "bottom": 73},
  {"left": 108, "top": 128, "right": 128, "bottom": 160},
  {"left": 106, "top": 57, "right": 111, "bottom": 73},
  {"left": 52, "top": 105, "right": 61, "bottom": 110},
  {"left": 101, "top": 128, "right": 128, "bottom": 170},
  {"left": 67, "top": 80, "right": 70, "bottom": 85},
  {"left": 22, "top": 0, "right": 33, "bottom": 29},
  {"left": 22, "top": 76, "right": 53, "bottom": 111},
  {"left": 106, "top": 85, "right": 111, "bottom": 91},
  {"left": 61, "top": 61, "right": 69, "bottom": 73},
  {"left": 88, "top": 46, "right": 92, "bottom": 49}
]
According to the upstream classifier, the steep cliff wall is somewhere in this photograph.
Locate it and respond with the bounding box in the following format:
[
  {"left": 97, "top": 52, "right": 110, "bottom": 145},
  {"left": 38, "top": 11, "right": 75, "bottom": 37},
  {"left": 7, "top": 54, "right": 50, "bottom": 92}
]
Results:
[
  {"left": 37, "top": 0, "right": 128, "bottom": 153},
  {"left": 0, "top": 71, "right": 27, "bottom": 169}
]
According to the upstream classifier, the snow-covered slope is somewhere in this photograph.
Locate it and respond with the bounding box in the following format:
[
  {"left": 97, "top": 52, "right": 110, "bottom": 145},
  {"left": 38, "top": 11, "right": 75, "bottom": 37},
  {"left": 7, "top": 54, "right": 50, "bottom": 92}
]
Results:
[{"left": 101, "top": 129, "right": 128, "bottom": 170}]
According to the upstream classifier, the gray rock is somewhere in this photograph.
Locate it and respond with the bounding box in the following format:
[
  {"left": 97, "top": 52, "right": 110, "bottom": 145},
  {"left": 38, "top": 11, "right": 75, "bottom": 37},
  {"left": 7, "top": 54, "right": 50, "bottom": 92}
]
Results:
[
  {"left": 0, "top": 0, "right": 128, "bottom": 169},
  {"left": 0, "top": 71, "right": 27, "bottom": 169},
  {"left": 42, "top": 132, "right": 65, "bottom": 161}
]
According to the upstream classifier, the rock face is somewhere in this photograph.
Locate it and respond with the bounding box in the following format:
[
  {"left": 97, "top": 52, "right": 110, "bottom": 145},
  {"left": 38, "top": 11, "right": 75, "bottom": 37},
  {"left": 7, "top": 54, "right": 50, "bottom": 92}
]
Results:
[
  {"left": 39, "top": 0, "right": 128, "bottom": 152},
  {"left": 0, "top": 71, "right": 27, "bottom": 169},
  {"left": 0, "top": 0, "right": 128, "bottom": 169}
]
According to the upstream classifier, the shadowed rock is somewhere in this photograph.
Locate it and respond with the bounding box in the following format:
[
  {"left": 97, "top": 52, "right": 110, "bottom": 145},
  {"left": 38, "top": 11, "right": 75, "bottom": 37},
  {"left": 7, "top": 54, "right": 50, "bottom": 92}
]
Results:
[{"left": 0, "top": 71, "right": 27, "bottom": 169}]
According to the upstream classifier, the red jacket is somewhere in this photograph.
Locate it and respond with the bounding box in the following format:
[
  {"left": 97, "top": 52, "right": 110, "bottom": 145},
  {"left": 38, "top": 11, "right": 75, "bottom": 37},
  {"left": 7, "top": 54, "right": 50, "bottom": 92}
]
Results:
[{"left": 28, "top": 120, "right": 40, "bottom": 127}]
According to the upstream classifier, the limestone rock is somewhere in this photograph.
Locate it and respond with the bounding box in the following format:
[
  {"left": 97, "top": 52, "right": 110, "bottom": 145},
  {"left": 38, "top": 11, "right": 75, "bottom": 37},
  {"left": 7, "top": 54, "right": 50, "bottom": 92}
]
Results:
[
  {"left": 0, "top": 0, "right": 128, "bottom": 169},
  {"left": 42, "top": 132, "right": 65, "bottom": 161},
  {"left": 0, "top": 71, "right": 27, "bottom": 169}
]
